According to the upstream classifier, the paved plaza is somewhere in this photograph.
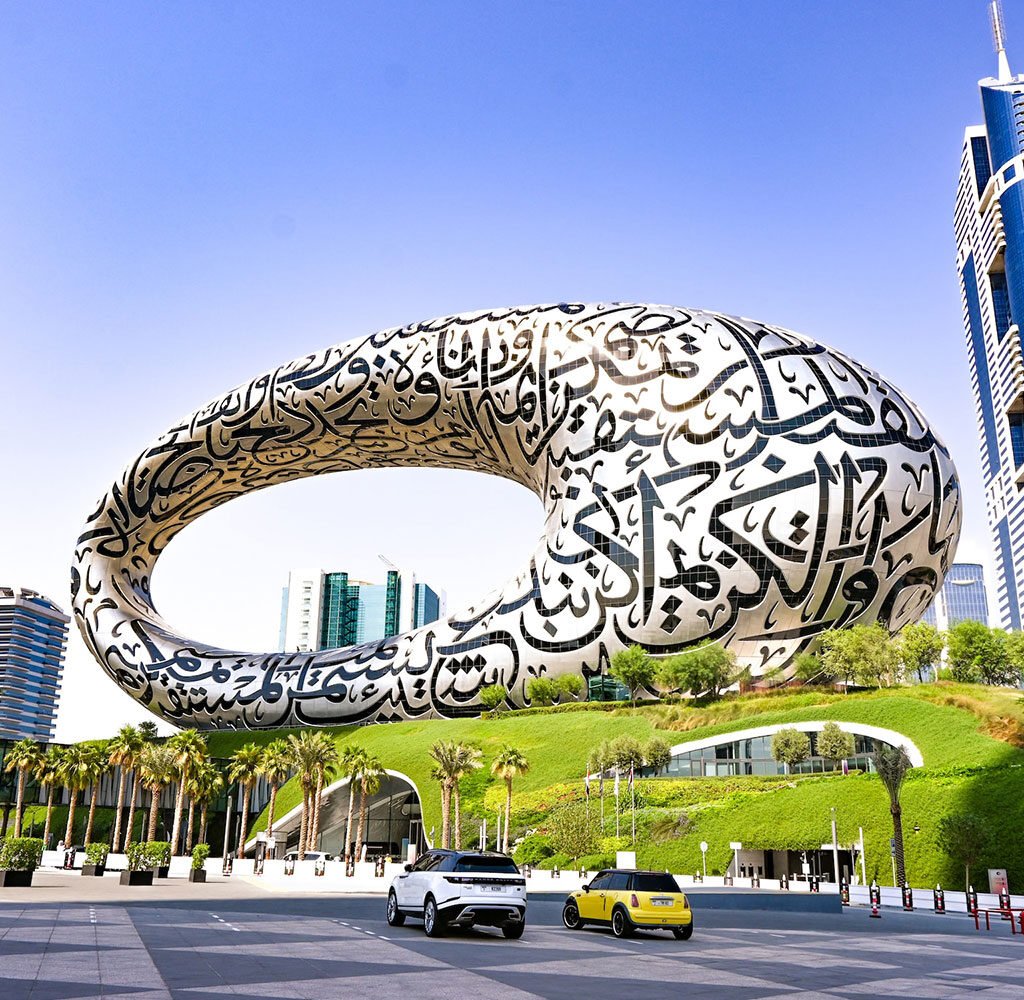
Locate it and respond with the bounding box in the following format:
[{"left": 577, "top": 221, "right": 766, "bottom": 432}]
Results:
[{"left": 1, "top": 874, "right": 1023, "bottom": 998}]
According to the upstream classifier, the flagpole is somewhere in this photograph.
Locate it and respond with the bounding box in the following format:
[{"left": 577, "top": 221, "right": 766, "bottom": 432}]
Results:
[
  {"left": 614, "top": 768, "right": 620, "bottom": 839},
  {"left": 630, "top": 764, "right": 636, "bottom": 844}
]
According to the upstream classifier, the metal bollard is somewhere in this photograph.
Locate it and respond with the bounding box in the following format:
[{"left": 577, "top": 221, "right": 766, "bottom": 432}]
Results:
[
  {"left": 902, "top": 882, "right": 914, "bottom": 911},
  {"left": 524, "top": 864, "right": 532, "bottom": 879},
  {"left": 809, "top": 878, "right": 820, "bottom": 894},
  {"left": 552, "top": 866, "right": 560, "bottom": 879},
  {"left": 999, "top": 887, "right": 1012, "bottom": 919},
  {"left": 967, "top": 885, "right": 979, "bottom": 916},
  {"left": 751, "top": 875, "right": 760, "bottom": 889},
  {"left": 933, "top": 884, "right": 945, "bottom": 913},
  {"left": 345, "top": 860, "right": 355, "bottom": 877},
  {"left": 724, "top": 874, "right": 733, "bottom": 886},
  {"left": 283, "top": 858, "right": 294, "bottom": 876},
  {"left": 314, "top": 857, "right": 326, "bottom": 877},
  {"left": 869, "top": 880, "right": 881, "bottom": 918},
  {"left": 840, "top": 881, "right": 850, "bottom": 906},
  {"left": 780, "top": 873, "right": 789, "bottom": 891},
  {"left": 223, "top": 856, "right": 234, "bottom": 876}
]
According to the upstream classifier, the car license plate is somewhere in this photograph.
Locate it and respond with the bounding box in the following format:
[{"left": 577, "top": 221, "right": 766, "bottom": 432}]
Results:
[
  {"left": 485, "top": 885, "right": 505, "bottom": 892},
  {"left": 651, "top": 898, "right": 673, "bottom": 907}
]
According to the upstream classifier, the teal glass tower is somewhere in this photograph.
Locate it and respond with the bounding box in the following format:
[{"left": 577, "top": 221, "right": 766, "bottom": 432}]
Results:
[{"left": 955, "top": 3, "right": 1024, "bottom": 628}]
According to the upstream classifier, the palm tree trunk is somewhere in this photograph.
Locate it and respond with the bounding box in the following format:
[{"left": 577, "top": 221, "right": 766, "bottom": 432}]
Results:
[
  {"left": 311, "top": 773, "right": 324, "bottom": 850},
  {"left": 267, "top": 784, "right": 278, "bottom": 839},
  {"left": 199, "top": 801, "right": 209, "bottom": 846},
  {"left": 84, "top": 784, "right": 99, "bottom": 844},
  {"left": 298, "top": 789, "right": 309, "bottom": 858},
  {"left": 185, "top": 798, "right": 196, "bottom": 852},
  {"left": 891, "top": 805, "right": 907, "bottom": 885},
  {"left": 124, "top": 774, "right": 139, "bottom": 849},
  {"left": 440, "top": 783, "right": 451, "bottom": 849},
  {"left": 64, "top": 790, "right": 77, "bottom": 846},
  {"left": 147, "top": 786, "right": 161, "bottom": 842},
  {"left": 453, "top": 783, "right": 462, "bottom": 849},
  {"left": 344, "top": 781, "right": 357, "bottom": 862},
  {"left": 14, "top": 768, "right": 26, "bottom": 837},
  {"left": 171, "top": 776, "right": 186, "bottom": 855},
  {"left": 354, "top": 786, "right": 367, "bottom": 863},
  {"left": 505, "top": 778, "right": 514, "bottom": 854},
  {"left": 237, "top": 784, "right": 251, "bottom": 856},
  {"left": 112, "top": 769, "right": 128, "bottom": 851},
  {"left": 43, "top": 785, "right": 55, "bottom": 847}
]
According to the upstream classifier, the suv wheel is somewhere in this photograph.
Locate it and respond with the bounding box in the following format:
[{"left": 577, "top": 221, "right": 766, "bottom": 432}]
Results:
[
  {"left": 611, "top": 907, "right": 634, "bottom": 939},
  {"left": 502, "top": 921, "right": 525, "bottom": 939},
  {"left": 562, "top": 902, "right": 583, "bottom": 929},
  {"left": 423, "top": 896, "right": 445, "bottom": 937},
  {"left": 387, "top": 890, "right": 405, "bottom": 927}
]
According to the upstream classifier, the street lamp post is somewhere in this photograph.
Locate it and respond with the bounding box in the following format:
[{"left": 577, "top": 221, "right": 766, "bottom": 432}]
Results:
[{"left": 699, "top": 840, "right": 708, "bottom": 879}]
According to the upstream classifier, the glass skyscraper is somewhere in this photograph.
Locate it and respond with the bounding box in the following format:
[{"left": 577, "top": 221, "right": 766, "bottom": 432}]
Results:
[
  {"left": 921, "top": 562, "right": 990, "bottom": 630},
  {"left": 279, "top": 568, "right": 443, "bottom": 652},
  {"left": 955, "top": 7, "right": 1024, "bottom": 629},
  {"left": 0, "top": 587, "right": 69, "bottom": 741}
]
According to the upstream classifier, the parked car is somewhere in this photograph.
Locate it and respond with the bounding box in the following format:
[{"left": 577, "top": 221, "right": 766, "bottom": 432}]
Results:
[
  {"left": 561, "top": 869, "right": 693, "bottom": 939},
  {"left": 282, "top": 851, "right": 334, "bottom": 862},
  {"left": 387, "top": 849, "right": 526, "bottom": 938}
]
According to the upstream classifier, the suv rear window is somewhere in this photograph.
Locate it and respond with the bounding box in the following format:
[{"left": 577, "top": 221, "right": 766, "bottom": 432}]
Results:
[
  {"left": 452, "top": 854, "right": 519, "bottom": 874},
  {"left": 631, "top": 873, "right": 681, "bottom": 893}
]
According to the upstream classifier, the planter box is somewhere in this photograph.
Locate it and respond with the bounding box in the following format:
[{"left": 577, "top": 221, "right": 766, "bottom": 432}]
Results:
[
  {"left": 150, "top": 866, "right": 169, "bottom": 879},
  {"left": 0, "top": 870, "right": 33, "bottom": 888},
  {"left": 120, "top": 870, "right": 154, "bottom": 886},
  {"left": 81, "top": 865, "right": 106, "bottom": 877},
  {"left": 188, "top": 869, "right": 207, "bottom": 883}
]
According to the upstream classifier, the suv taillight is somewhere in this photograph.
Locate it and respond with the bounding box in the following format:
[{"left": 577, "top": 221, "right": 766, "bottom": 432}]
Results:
[{"left": 630, "top": 894, "right": 640, "bottom": 908}]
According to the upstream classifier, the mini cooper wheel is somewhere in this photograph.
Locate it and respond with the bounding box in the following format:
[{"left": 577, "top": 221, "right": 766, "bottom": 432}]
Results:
[
  {"left": 562, "top": 902, "right": 583, "bottom": 929},
  {"left": 673, "top": 924, "right": 693, "bottom": 940},
  {"left": 610, "top": 907, "right": 634, "bottom": 939},
  {"left": 423, "top": 896, "right": 445, "bottom": 937},
  {"left": 386, "top": 890, "right": 406, "bottom": 927},
  {"left": 502, "top": 921, "right": 525, "bottom": 939}
]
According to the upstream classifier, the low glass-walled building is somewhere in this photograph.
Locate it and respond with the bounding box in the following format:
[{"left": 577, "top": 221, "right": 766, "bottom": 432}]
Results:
[{"left": 643, "top": 723, "right": 919, "bottom": 779}]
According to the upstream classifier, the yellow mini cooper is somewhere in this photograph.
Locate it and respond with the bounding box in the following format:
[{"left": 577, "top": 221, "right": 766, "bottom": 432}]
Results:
[{"left": 562, "top": 869, "right": 693, "bottom": 939}]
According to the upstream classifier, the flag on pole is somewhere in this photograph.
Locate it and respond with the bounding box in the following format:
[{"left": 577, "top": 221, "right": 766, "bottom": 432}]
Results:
[
  {"left": 599, "top": 770, "right": 604, "bottom": 796},
  {"left": 614, "top": 769, "right": 620, "bottom": 798},
  {"left": 842, "top": 759, "right": 849, "bottom": 776},
  {"left": 584, "top": 772, "right": 591, "bottom": 798}
]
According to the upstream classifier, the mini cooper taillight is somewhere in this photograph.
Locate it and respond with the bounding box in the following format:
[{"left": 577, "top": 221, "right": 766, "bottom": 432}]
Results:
[
  {"left": 630, "top": 894, "right": 640, "bottom": 908},
  {"left": 682, "top": 896, "right": 689, "bottom": 909}
]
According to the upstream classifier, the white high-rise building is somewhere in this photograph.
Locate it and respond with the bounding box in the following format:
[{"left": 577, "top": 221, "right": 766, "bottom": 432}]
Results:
[
  {"left": 279, "top": 567, "right": 444, "bottom": 653},
  {"left": 955, "top": 3, "right": 1024, "bottom": 629}
]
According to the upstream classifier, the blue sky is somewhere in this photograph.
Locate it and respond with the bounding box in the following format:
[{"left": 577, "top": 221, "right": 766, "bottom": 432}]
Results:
[{"left": 0, "top": 1, "right": 1010, "bottom": 739}]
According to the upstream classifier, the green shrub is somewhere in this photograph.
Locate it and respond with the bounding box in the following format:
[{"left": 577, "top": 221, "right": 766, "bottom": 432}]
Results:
[
  {"left": 513, "top": 833, "right": 554, "bottom": 865},
  {"left": 84, "top": 843, "right": 109, "bottom": 866},
  {"left": 558, "top": 674, "right": 585, "bottom": 700},
  {"left": 125, "top": 841, "right": 171, "bottom": 872},
  {"left": 527, "top": 676, "right": 559, "bottom": 706},
  {"left": 191, "top": 843, "right": 210, "bottom": 871},
  {"left": 480, "top": 685, "right": 508, "bottom": 714},
  {"left": 536, "top": 851, "right": 571, "bottom": 870},
  {"left": 576, "top": 853, "right": 616, "bottom": 871},
  {"left": 0, "top": 837, "right": 44, "bottom": 872}
]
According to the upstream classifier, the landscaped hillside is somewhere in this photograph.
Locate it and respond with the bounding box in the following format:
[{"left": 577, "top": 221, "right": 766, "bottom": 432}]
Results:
[{"left": 206, "top": 683, "right": 1024, "bottom": 888}]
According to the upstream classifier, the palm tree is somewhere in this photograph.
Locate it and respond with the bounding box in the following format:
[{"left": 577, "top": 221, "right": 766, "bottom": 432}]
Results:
[
  {"left": 188, "top": 760, "right": 224, "bottom": 846},
  {"left": 874, "top": 744, "right": 913, "bottom": 885},
  {"left": 340, "top": 746, "right": 368, "bottom": 863},
  {"left": 227, "top": 743, "right": 264, "bottom": 857},
  {"left": 139, "top": 721, "right": 159, "bottom": 740},
  {"left": 491, "top": 746, "right": 530, "bottom": 853},
  {"left": 82, "top": 743, "right": 109, "bottom": 844},
  {"left": 4, "top": 738, "right": 43, "bottom": 837},
  {"left": 353, "top": 754, "right": 384, "bottom": 864},
  {"left": 308, "top": 733, "right": 340, "bottom": 852},
  {"left": 35, "top": 747, "right": 63, "bottom": 848},
  {"left": 58, "top": 743, "right": 101, "bottom": 846},
  {"left": 428, "top": 740, "right": 460, "bottom": 848},
  {"left": 138, "top": 742, "right": 177, "bottom": 842},
  {"left": 107, "top": 725, "right": 146, "bottom": 851},
  {"left": 451, "top": 743, "right": 482, "bottom": 850},
  {"left": 259, "top": 740, "right": 293, "bottom": 842},
  {"left": 287, "top": 732, "right": 321, "bottom": 857},
  {"left": 167, "top": 729, "right": 208, "bottom": 855}
]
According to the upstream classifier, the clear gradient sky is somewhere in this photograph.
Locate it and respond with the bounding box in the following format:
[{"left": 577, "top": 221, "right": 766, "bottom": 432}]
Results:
[{"left": 0, "top": 1, "right": 1011, "bottom": 740}]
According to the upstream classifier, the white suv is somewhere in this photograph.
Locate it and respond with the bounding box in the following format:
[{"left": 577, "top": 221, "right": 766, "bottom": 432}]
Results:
[{"left": 387, "top": 849, "right": 527, "bottom": 938}]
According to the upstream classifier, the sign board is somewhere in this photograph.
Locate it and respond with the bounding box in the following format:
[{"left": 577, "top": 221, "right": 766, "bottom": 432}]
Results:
[
  {"left": 616, "top": 851, "right": 637, "bottom": 870},
  {"left": 699, "top": 841, "right": 708, "bottom": 853},
  {"left": 729, "top": 842, "right": 743, "bottom": 850},
  {"left": 988, "top": 869, "right": 1009, "bottom": 894}
]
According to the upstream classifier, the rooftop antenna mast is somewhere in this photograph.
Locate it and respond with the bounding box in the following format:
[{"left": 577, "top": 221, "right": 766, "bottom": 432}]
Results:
[{"left": 991, "top": 0, "right": 1013, "bottom": 82}]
